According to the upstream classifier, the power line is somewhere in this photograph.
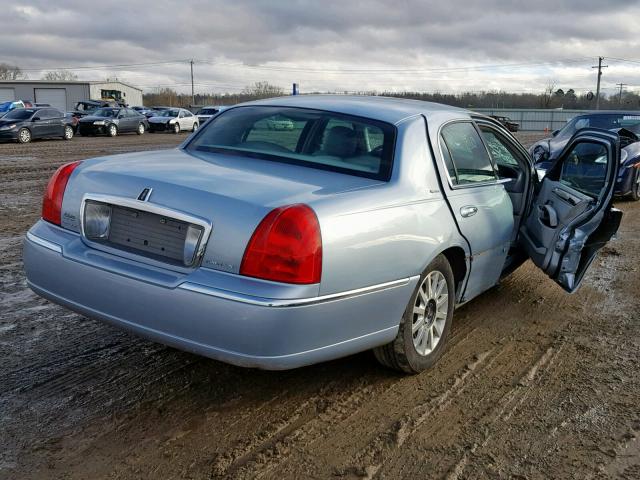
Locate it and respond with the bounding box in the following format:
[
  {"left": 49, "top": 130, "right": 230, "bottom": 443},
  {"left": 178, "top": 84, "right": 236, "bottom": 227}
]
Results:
[{"left": 19, "top": 60, "right": 191, "bottom": 72}]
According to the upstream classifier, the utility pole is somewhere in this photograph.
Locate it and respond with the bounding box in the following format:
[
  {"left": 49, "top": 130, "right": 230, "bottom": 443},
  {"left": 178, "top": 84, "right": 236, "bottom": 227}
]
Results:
[
  {"left": 592, "top": 56, "right": 608, "bottom": 110},
  {"left": 616, "top": 82, "right": 627, "bottom": 106},
  {"left": 190, "top": 59, "right": 195, "bottom": 106}
]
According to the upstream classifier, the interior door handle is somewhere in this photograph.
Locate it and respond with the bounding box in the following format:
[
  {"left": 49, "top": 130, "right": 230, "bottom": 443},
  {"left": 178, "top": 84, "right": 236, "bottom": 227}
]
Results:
[
  {"left": 460, "top": 206, "right": 478, "bottom": 218},
  {"left": 538, "top": 204, "right": 559, "bottom": 227}
]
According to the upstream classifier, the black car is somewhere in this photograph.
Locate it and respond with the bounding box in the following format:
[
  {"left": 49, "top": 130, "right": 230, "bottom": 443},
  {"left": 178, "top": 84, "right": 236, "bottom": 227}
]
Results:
[
  {"left": 490, "top": 115, "right": 519, "bottom": 132},
  {"left": 0, "top": 107, "right": 75, "bottom": 143},
  {"left": 78, "top": 107, "right": 149, "bottom": 137}
]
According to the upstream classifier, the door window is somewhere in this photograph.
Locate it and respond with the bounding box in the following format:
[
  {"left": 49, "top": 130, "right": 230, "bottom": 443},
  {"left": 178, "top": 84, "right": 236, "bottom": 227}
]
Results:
[
  {"left": 440, "top": 122, "right": 496, "bottom": 185},
  {"left": 479, "top": 128, "right": 520, "bottom": 167},
  {"left": 559, "top": 141, "right": 609, "bottom": 197}
]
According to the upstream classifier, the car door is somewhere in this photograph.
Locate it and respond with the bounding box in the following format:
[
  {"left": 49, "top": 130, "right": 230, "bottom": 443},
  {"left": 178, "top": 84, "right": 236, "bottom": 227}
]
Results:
[
  {"left": 437, "top": 121, "right": 514, "bottom": 301},
  {"left": 30, "top": 109, "right": 50, "bottom": 138},
  {"left": 178, "top": 110, "right": 187, "bottom": 129},
  {"left": 520, "top": 128, "right": 622, "bottom": 292},
  {"left": 47, "top": 108, "right": 65, "bottom": 137}
]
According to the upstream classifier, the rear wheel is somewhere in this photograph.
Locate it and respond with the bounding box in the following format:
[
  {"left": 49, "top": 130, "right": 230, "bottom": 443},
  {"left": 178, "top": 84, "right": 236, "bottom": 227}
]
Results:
[
  {"left": 374, "top": 254, "right": 454, "bottom": 373},
  {"left": 173, "top": 123, "right": 181, "bottom": 134},
  {"left": 107, "top": 124, "right": 118, "bottom": 137},
  {"left": 137, "top": 123, "right": 145, "bottom": 135},
  {"left": 63, "top": 125, "right": 74, "bottom": 140},
  {"left": 17, "top": 128, "right": 31, "bottom": 144}
]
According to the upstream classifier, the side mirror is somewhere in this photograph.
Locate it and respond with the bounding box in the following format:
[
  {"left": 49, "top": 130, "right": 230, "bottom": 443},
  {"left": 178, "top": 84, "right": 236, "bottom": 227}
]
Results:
[
  {"left": 32, "top": 117, "right": 40, "bottom": 122},
  {"left": 552, "top": 130, "right": 560, "bottom": 137}
]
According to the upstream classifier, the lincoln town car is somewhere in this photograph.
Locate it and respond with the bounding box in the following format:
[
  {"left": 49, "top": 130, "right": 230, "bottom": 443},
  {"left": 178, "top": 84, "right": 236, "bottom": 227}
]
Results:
[{"left": 23, "top": 96, "right": 622, "bottom": 373}]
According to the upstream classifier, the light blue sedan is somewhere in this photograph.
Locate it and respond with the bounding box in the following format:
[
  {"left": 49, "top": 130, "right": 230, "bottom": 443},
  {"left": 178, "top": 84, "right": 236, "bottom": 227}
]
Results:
[{"left": 23, "top": 96, "right": 622, "bottom": 373}]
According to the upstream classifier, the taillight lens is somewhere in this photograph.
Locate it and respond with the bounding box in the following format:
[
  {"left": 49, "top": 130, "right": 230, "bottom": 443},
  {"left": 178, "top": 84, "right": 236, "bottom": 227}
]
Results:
[
  {"left": 42, "top": 161, "right": 82, "bottom": 225},
  {"left": 240, "top": 204, "right": 322, "bottom": 284}
]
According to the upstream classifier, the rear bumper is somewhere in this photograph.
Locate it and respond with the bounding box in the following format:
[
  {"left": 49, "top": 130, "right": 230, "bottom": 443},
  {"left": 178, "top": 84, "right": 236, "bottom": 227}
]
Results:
[{"left": 23, "top": 221, "right": 415, "bottom": 369}]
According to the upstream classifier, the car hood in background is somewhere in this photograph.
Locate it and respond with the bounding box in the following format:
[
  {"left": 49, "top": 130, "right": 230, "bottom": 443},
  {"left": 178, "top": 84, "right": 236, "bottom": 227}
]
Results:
[
  {"left": 148, "top": 116, "right": 175, "bottom": 123},
  {"left": 79, "top": 115, "right": 117, "bottom": 123}
]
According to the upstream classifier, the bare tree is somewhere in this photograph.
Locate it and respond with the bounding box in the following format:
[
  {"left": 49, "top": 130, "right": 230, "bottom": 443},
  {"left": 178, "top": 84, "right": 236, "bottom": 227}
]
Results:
[
  {"left": 241, "top": 81, "right": 284, "bottom": 99},
  {"left": 0, "top": 63, "right": 24, "bottom": 80},
  {"left": 540, "top": 80, "right": 557, "bottom": 108},
  {"left": 41, "top": 70, "right": 78, "bottom": 81}
]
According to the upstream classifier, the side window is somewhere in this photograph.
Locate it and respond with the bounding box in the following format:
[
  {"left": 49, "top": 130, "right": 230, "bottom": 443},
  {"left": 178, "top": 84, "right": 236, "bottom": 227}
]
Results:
[
  {"left": 439, "top": 137, "right": 458, "bottom": 183},
  {"left": 184, "top": 111, "right": 193, "bottom": 117},
  {"left": 479, "top": 128, "right": 520, "bottom": 167},
  {"left": 559, "top": 141, "right": 608, "bottom": 198},
  {"left": 440, "top": 123, "right": 496, "bottom": 185},
  {"left": 179, "top": 111, "right": 185, "bottom": 118}
]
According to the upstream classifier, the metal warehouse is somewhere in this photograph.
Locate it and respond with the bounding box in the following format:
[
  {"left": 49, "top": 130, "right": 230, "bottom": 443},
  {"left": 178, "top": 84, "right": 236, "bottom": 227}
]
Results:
[{"left": 0, "top": 80, "right": 143, "bottom": 112}]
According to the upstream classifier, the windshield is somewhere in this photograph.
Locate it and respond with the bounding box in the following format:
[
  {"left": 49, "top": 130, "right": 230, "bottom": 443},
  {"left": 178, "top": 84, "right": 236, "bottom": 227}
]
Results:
[
  {"left": 159, "top": 109, "right": 179, "bottom": 117},
  {"left": 3, "top": 109, "right": 35, "bottom": 120},
  {"left": 76, "top": 102, "right": 100, "bottom": 112},
  {"left": 186, "top": 106, "right": 396, "bottom": 181},
  {"left": 93, "top": 108, "right": 118, "bottom": 117},
  {"left": 199, "top": 108, "right": 219, "bottom": 115},
  {"left": 0, "top": 101, "right": 15, "bottom": 112},
  {"left": 556, "top": 113, "right": 640, "bottom": 139}
]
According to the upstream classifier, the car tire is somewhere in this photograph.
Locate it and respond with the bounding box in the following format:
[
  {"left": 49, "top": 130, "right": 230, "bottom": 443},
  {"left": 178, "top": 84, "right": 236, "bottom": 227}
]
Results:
[
  {"left": 173, "top": 123, "right": 181, "bottom": 134},
  {"left": 63, "top": 125, "right": 74, "bottom": 140},
  {"left": 373, "top": 254, "right": 455, "bottom": 374},
  {"left": 192, "top": 122, "right": 199, "bottom": 132},
  {"left": 17, "top": 128, "right": 31, "bottom": 144},
  {"left": 137, "top": 123, "right": 145, "bottom": 135},
  {"left": 630, "top": 170, "right": 640, "bottom": 201},
  {"left": 107, "top": 124, "right": 118, "bottom": 137}
]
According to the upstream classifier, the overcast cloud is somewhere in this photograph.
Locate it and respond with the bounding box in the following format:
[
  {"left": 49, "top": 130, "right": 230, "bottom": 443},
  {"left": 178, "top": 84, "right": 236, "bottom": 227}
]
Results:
[{"left": 2, "top": 0, "right": 640, "bottom": 95}]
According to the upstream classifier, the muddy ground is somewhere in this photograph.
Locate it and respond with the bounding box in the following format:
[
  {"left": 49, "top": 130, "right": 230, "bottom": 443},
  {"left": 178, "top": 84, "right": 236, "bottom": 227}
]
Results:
[{"left": 0, "top": 132, "right": 638, "bottom": 480}]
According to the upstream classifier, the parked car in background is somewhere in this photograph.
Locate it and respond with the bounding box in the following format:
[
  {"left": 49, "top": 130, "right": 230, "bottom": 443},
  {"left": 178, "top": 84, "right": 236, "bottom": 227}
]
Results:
[
  {"left": 530, "top": 111, "right": 640, "bottom": 200},
  {"left": 197, "top": 106, "right": 228, "bottom": 125},
  {"left": 77, "top": 107, "right": 148, "bottom": 137},
  {"left": 70, "top": 100, "right": 120, "bottom": 120},
  {"left": 490, "top": 115, "right": 519, "bottom": 132},
  {"left": 131, "top": 106, "right": 157, "bottom": 117},
  {"left": 0, "top": 107, "right": 74, "bottom": 143},
  {"left": 24, "top": 96, "right": 622, "bottom": 374},
  {"left": 266, "top": 116, "right": 295, "bottom": 130},
  {"left": 0, "top": 100, "right": 28, "bottom": 116},
  {"left": 148, "top": 108, "right": 198, "bottom": 133}
]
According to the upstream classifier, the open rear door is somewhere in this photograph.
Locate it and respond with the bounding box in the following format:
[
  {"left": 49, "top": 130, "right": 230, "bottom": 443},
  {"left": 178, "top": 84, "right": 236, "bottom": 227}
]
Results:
[{"left": 520, "top": 128, "right": 623, "bottom": 292}]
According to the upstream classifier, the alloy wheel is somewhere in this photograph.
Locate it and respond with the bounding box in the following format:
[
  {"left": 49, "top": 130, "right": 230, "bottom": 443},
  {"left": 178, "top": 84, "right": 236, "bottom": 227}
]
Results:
[{"left": 412, "top": 271, "right": 448, "bottom": 356}]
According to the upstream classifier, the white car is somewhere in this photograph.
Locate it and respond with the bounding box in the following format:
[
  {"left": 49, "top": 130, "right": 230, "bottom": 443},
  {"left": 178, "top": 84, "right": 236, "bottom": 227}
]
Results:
[
  {"left": 197, "top": 106, "right": 228, "bottom": 125},
  {"left": 148, "top": 108, "right": 198, "bottom": 134}
]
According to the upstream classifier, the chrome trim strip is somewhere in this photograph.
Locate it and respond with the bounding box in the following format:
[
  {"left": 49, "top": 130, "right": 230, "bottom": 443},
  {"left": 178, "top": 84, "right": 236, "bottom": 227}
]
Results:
[
  {"left": 26, "top": 231, "right": 62, "bottom": 253},
  {"left": 178, "top": 276, "right": 419, "bottom": 308}
]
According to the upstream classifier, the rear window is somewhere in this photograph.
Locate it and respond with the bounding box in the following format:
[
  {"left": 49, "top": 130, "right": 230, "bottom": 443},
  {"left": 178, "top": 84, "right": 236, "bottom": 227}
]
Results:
[{"left": 186, "top": 106, "right": 396, "bottom": 180}]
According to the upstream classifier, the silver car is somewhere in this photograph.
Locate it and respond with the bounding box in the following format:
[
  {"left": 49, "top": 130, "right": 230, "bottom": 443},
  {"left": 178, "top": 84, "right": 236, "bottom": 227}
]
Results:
[
  {"left": 23, "top": 96, "right": 622, "bottom": 372},
  {"left": 197, "top": 105, "right": 228, "bottom": 126},
  {"left": 148, "top": 107, "right": 198, "bottom": 134}
]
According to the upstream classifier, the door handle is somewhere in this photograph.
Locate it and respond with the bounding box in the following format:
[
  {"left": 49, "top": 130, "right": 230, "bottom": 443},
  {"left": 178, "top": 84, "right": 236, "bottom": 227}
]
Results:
[
  {"left": 460, "top": 206, "right": 478, "bottom": 218},
  {"left": 538, "top": 204, "right": 559, "bottom": 228}
]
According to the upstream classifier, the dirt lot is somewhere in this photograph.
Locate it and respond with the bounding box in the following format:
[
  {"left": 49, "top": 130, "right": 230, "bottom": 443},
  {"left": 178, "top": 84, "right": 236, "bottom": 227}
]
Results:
[{"left": 1, "top": 132, "right": 639, "bottom": 480}]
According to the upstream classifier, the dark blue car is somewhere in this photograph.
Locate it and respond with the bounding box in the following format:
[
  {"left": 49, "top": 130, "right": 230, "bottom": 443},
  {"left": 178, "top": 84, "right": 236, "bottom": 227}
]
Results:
[{"left": 530, "top": 111, "right": 640, "bottom": 200}]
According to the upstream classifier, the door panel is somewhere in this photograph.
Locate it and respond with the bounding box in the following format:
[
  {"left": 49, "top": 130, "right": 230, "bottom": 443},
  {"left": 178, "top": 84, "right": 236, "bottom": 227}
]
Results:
[
  {"left": 520, "top": 128, "right": 620, "bottom": 292},
  {"left": 447, "top": 184, "right": 514, "bottom": 300}
]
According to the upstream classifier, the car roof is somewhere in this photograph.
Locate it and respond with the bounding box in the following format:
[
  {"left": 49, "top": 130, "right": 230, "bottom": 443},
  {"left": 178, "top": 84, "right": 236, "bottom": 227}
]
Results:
[
  {"left": 577, "top": 110, "right": 640, "bottom": 116},
  {"left": 237, "top": 95, "right": 469, "bottom": 125}
]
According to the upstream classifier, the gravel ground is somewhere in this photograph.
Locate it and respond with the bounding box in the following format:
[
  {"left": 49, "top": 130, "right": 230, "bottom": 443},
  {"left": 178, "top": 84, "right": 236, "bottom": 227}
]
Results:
[{"left": 0, "top": 131, "right": 639, "bottom": 480}]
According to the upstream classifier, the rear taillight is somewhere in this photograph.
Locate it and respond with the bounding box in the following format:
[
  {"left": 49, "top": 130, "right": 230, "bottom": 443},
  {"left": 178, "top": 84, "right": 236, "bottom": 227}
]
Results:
[
  {"left": 42, "top": 161, "right": 82, "bottom": 225},
  {"left": 240, "top": 204, "right": 322, "bottom": 284}
]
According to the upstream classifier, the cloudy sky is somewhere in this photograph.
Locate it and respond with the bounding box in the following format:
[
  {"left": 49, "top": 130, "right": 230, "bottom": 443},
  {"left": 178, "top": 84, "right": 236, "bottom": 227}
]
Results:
[{"left": 2, "top": 0, "right": 640, "bottom": 96}]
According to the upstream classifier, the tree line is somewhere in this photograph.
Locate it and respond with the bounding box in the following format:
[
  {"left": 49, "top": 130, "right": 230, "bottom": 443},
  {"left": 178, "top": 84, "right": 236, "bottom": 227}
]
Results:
[{"left": 2, "top": 62, "right": 638, "bottom": 110}]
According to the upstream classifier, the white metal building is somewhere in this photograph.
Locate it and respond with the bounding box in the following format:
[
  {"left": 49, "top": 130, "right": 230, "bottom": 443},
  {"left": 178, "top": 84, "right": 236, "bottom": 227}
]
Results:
[{"left": 0, "top": 80, "right": 143, "bottom": 112}]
